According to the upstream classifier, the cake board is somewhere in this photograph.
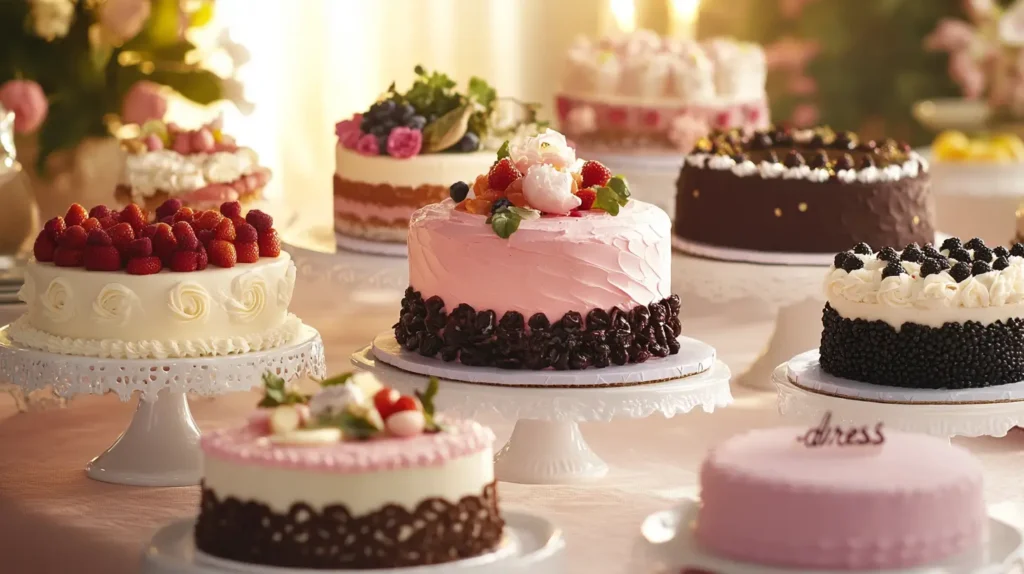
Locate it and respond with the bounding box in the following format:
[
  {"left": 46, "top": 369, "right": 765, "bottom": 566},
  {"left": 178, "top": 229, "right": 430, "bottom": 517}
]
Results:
[
  {"left": 0, "top": 324, "right": 326, "bottom": 487},
  {"left": 582, "top": 151, "right": 683, "bottom": 217},
  {"left": 773, "top": 349, "right": 1024, "bottom": 439},
  {"left": 632, "top": 499, "right": 1024, "bottom": 574},
  {"left": 142, "top": 511, "right": 566, "bottom": 574},
  {"left": 285, "top": 242, "right": 408, "bottom": 308},
  {"left": 352, "top": 332, "right": 732, "bottom": 485}
]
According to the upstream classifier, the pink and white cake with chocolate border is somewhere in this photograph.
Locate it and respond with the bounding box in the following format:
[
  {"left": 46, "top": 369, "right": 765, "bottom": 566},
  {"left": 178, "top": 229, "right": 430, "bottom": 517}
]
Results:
[{"left": 195, "top": 371, "right": 503, "bottom": 570}]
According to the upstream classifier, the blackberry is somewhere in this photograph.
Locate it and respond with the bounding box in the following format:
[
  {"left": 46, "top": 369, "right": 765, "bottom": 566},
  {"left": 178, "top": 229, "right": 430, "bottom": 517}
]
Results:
[
  {"left": 833, "top": 153, "right": 855, "bottom": 170},
  {"left": 964, "top": 237, "right": 986, "bottom": 251},
  {"left": 631, "top": 306, "right": 651, "bottom": 330},
  {"left": 559, "top": 311, "right": 583, "bottom": 332},
  {"left": 948, "top": 247, "right": 972, "bottom": 263},
  {"left": 498, "top": 311, "right": 525, "bottom": 332},
  {"left": 667, "top": 294, "right": 681, "bottom": 314},
  {"left": 900, "top": 247, "right": 924, "bottom": 263},
  {"left": 667, "top": 336, "right": 682, "bottom": 354},
  {"left": 586, "top": 308, "right": 610, "bottom": 330},
  {"left": 783, "top": 150, "right": 805, "bottom": 168},
  {"left": 610, "top": 308, "right": 631, "bottom": 332},
  {"left": 491, "top": 198, "right": 512, "bottom": 213},
  {"left": 920, "top": 258, "right": 944, "bottom": 277},
  {"left": 841, "top": 256, "right": 864, "bottom": 272},
  {"left": 528, "top": 313, "right": 550, "bottom": 331},
  {"left": 994, "top": 246, "right": 1010, "bottom": 258},
  {"left": 852, "top": 242, "right": 872, "bottom": 255},
  {"left": 449, "top": 181, "right": 470, "bottom": 202},
  {"left": 950, "top": 262, "right": 972, "bottom": 282},
  {"left": 650, "top": 343, "right": 670, "bottom": 358},
  {"left": 859, "top": 155, "right": 876, "bottom": 169},
  {"left": 972, "top": 260, "right": 992, "bottom": 276},
  {"left": 402, "top": 331, "right": 422, "bottom": 352},
  {"left": 418, "top": 334, "right": 443, "bottom": 357},
  {"left": 425, "top": 295, "right": 445, "bottom": 314},
  {"left": 881, "top": 262, "right": 904, "bottom": 279},
  {"left": 922, "top": 245, "right": 943, "bottom": 260},
  {"left": 425, "top": 311, "right": 447, "bottom": 331},
  {"left": 568, "top": 352, "right": 591, "bottom": 370},
  {"left": 450, "top": 303, "right": 476, "bottom": 329},
  {"left": 629, "top": 345, "right": 652, "bottom": 363},
  {"left": 973, "top": 245, "right": 994, "bottom": 263},
  {"left": 834, "top": 251, "right": 852, "bottom": 268},
  {"left": 474, "top": 310, "right": 496, "bottom": 336},
  {"left": 994, "top": 256, "right": 1011, "bottom": 271},
  {"left": 648, "top": 301, "right": 668, "bottom": 323},
  {"left": 808, "top": 151, "right": 829, "bottom": 169},
  {"left": 877, "top": 246, "right": 899, "bottom": 263},
  {"left": 1011, "top": 243, "right": 1024, "bottom": 257},
  {"left": 439, "top": 345, "right": 459, "bottom": 362},
  {"left": 940, "top": 237, "right": 962, "bottom": 252},
  {"left": 668, "top": 316, "right": 683, "bottom": 337}
]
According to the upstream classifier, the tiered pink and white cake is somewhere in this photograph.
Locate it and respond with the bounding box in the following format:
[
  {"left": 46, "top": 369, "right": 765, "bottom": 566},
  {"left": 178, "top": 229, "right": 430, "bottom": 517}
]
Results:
[
  {"left": 694, "top": 413, "right": 987, "bottom": 570},
  {"left": 195, "top": 371, "right": 503, "bottom": 570},
  {"left": 396, "top": 129, "right": 682, "bottom": 370},
  {"left": 557, "top": 30, "right": 769, "bottom": 154}
]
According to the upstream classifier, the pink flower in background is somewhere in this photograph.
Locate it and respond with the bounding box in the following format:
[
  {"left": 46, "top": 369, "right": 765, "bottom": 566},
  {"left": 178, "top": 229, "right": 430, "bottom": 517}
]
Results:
[
  {"left": 335, "top": 113, "right": 363, "bottom": 141},
  {"left": 790, "top": 103, "right": 819, "bottom": 128},
  {"left": 763, "top": 37, "right": 820, "bottom": 72},
  {"left": 97, "top": 0, "right": 152, "bottom": 43},
  {"left": 355, "top": 133, "right": 380, "bottom": 156},
  {"left": 121, "top": 81, "right": 167, "bottom": 125},
  {"left": 667, "top": 115, "right": 709, "bottom": 153},
  {"left": 925, "top": 19, "right": 977, "bottom": 52},
  {"left": 949, "top": 51, "right": 986, "bottom": 98},
  {"left": 386, "top": 127, "right": 422, "bottom": 159},
  {"left": 0, "top": 80, "right": 48, "bottom": 133},
  {"left": 565, "top": 105, "right": 597, "bottom": 135},
  {"left": 779, "top": 0, "right": 818, "bottom": 19}
]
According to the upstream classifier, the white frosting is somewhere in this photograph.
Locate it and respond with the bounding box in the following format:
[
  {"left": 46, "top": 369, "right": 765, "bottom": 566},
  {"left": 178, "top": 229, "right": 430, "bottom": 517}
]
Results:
[
  {"left": 335, "top": 146, "right": 495, "bottom": 188},
  {"left": 41, "top": 278, "right": 74, "bottom": 323},
  {"left": 92, "top": 284, "right": 138, "bottom": 325},
  {"left": 223, "top": 273, "right": 268, "bottom": 324},
  {"left": 731, "top": 160, "right": 758, "bottom": 177},
  {"left": 690, "top": 150, "right": 929, "bottom": 184},
  {"left": 123, "top": 148, "right": 260, "bottom": 197},
  {"left": 168, "top": 282, "right": 212, "bottom": 323}
]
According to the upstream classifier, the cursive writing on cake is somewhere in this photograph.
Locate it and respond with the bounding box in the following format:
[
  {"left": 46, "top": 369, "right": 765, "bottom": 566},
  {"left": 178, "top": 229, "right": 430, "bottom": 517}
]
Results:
[{"left": 795, "top": 412, "right": 885, "bottom": 447}]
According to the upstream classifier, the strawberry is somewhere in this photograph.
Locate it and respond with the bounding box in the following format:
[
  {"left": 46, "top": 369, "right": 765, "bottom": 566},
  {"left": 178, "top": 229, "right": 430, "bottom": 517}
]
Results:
[
  {"left": 169, "top": 250, "right": 199, "bottom": 272},
  {"left": 86, "top": 228, "right": 112, "bottom": 246},
  {"left": 140, "top": 223, "right": 161, "bottom": 239},
  {"left": 245, "top": 209, "right": 274, "bottom": 232},
  {"left": 487, "top": 157, "right": 522, "bottom": 192},
  {"left": 580, "top": 160, "right": 613, "bottom": 189},
  {"left": 173, "top": 207, "right": 195, "bottom": 223},
  {"left": 235, "top": 222, "right": 258, "bottom": 243},
  {"left": 84, "top": 232, "right": 121, "bottom": 270},
  {"left": 193, "top": 210, "right": 224, "bottom": 231},
  {"left": 159, "top": 215, "right": 175, "bottom": 226},
  {"left": 215, "top": 218, "right": 236, "bottom": 241},
  {"left": 125, "top": 238, "right": 153, "bottom": 259},
  {"left": 126, "top": 256, "right": 162, "bottom": 275},
  {"left": 196, "top": 229, "right": 215, "bottom": 247},
  {"left": 391, "top": 395, "right": 419, "bottom": 414},
  {"left": 231, "top": 215, "right": 247, "bottom": 229},
  {"left": 373, "top": 388, "right": 401, "bottom": 419},
  {"left": 58, "top": 226, "right": 88, "bottom": 249},
  {"left": 97, "top": 215, "right": 119, "bottom": 229},
  {"left": 235, "top": 241, "right": 259, "bottom": 263},
  {"left": 89, "top": 205, "right": 111, "bottom": 220},
  {"left": 81, "top": 217, "right": 102, "bottom": 232},
  {"left": 64, "top": 204, "right": 88, "bottom": 227},
  {"left": 152, "top": 224, "right": 178, "bottom": 260},
  {"left": 155, "top": 198, "right": 182, "bottom": 220},
  {"left": 172, "top": 221, "right": 199, "bottom": 251},
  {"left": 43, "top": 217, "right": 66, "bottom": 242},
  {"left": 119, "top": 204, "right": 147, "bottom": 231},
  {"left": 220, "top": 201, "right": 242, "bottom": 219},
  {"left": 107, "top": 223, "right": 136, "bottom": 254},
  {"left": 576, "top": 188, "right": 597, "bottom": 211},
  {"left": 53, "top": 247, "right": 84, "bottom": 267},
  {"left": 257, "top": 228, "right": 281, "bottom": 257},
  {"left": 33, "top": 232, "right": 56, "bottom": 262},
  {"left": 208, "top": 239, "right": 237, "bottom": 268},
  {"left": 196, "top": 246, "right": 209, "bottom": 270}
]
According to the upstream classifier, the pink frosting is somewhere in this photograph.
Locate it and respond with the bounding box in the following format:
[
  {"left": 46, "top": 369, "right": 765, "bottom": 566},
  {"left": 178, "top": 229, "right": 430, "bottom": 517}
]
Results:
[
  {"left": 695, "top": 427, "right": 987, "bottom": 570},
  {"left": 201, "top": 418, "right": 494, "bottom": 474},
  {"left": 408, "top": 199, "right": 672, "bottom": 318}
]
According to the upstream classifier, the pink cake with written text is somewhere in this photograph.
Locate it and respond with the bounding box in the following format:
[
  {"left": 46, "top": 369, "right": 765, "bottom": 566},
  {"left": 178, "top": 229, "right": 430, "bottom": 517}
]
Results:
[{"left": 695, "top": 414, "right": 987, "bottom": 570}]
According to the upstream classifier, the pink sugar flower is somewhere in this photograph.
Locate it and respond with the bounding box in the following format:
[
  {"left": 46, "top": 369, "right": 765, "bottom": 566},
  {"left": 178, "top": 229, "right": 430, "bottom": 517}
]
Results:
[
  {"left": 335, "top": 113, "right": 363, "bottom": 140},
  {"left": 355, "top": 133, "right": 380, "bottom": 156},
  {"left": 121, "top": 81, "right": 168, "bottom": 126},
  {"left": 0, "top": 79, "right": 48, "bottom": 133},
  {"left": 386, "top": 127, "right": 422, "bottom": 159},
  {"left": 341, "top": 129, "right": 361, "bottom": 150}
]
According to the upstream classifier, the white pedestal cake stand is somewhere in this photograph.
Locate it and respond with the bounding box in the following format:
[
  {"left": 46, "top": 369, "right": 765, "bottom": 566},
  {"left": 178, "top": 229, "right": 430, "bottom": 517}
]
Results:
[
  {"left": 0, "top": 324, "right": 325, "bottom": 487},
  {"left": 352, "top": 332, "right": 732, "bottom": 485},
  {"left": 773, "top": 349, "right": 1024, "bottom": 438},
  {"left": 671, "top": 246, "right": 827, "bottom": 392}
]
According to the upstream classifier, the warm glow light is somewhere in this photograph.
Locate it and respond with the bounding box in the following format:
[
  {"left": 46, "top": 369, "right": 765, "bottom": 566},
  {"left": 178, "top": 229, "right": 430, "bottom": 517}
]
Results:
[
  {"left": 669, "top": 0, "right": 700, "bottom": 39},
  {"left": 610, "top": 0, "right": 636, "bottom": 33}
]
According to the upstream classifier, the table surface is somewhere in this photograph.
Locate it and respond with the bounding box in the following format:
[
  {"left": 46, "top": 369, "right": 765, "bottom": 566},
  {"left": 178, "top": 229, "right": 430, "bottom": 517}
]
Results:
[{"left": 3, "top": 251, "right": 1024, "bottom": 574}]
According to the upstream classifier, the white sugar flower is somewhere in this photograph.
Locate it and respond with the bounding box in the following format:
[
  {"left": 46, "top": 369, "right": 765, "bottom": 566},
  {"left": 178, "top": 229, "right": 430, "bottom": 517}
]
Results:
[
  {"left": 509, "top": 128, "right": 577, "bottom": 172},
  {"left": 522, "top": 164, "right": 581, "bottom": 215}
]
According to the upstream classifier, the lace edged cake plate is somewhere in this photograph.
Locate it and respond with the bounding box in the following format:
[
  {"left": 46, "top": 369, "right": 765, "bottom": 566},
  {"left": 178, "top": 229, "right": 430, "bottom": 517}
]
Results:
[
  {"left": 353, "top": 334, "right": 733, "bottom": 485},
  {"left": 632, "top": 499, "right": 1024, "bottom": 574},
  {"left": 0, "top": 324, "right": 326, "bottom": 487},
  {"left": 142, "top": 510, "right": 566, "bottom": 574},
  {"left": 774, "top": 350, "right": 1024, "bottom": 439}
]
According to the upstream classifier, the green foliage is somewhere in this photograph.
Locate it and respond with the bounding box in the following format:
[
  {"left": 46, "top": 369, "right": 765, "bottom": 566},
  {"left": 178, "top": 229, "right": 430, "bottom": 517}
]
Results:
[
  {"left": 257, "top": 373, "right": 310, "bottom": 408},
  {"left": 414, "top": 377, "right": 442, "bottom": 432},
  {"left": 488, "top": 207, "right": 521, "bottom": 238},
  {"left": 386, "top": 66, "right": 498, "bottom": 148},
  {"left": 592, "top": 175, "right": 631, "bottom": 215}
]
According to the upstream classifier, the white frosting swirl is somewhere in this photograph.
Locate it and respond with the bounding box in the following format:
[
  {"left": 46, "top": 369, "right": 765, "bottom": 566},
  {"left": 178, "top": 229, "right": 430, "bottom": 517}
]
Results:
[
  {"left": 877, "top": 275, "right": 913, "bottom": 307},
  {"left": 92, "top": 284, "right": 138, "bottom": 325},
  {"left": 690, "top": 149, "right": 927, "bottom": 184},
  {"left": 17, "top": 274, "right": 35, "bottom": 306},
  {"left": 917, "top": 273, "right": 959, "bottom": 309},
  {"left": 277, "top": 261, "right": 296, "bottom": 307},
  {"left": 168, "top": 282, "right": 212, "bottom": 323},
  {"left": 224, "top": 273, "right": 268, "bottom": 323},
  {"left": 41, "top": 278, "right": 74, "bottom": 323}
]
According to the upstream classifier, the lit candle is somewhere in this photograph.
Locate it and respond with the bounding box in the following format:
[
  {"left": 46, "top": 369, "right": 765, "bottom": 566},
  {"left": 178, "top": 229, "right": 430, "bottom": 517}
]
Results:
[
  {"left": 609, "top": 0, "right": 637, "bottom": 34},
  {"left": 668, "top": 0, "right": 700, "bottom": 39}
]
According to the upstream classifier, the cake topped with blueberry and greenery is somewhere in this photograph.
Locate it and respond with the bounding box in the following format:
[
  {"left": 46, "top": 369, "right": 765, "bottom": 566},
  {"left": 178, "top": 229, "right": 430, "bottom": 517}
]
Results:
[
  {"left": 820, "top": 237, "right": 1024, "bottom": 389},
  {"left": 394, "top": 128, "right": 685, "bottom": 371},
  {"left": 675, "top": 126, "right": 935, "bottom": 257},
  {"left": 333, "top": 66, "right": 544, "bottom": 245}
]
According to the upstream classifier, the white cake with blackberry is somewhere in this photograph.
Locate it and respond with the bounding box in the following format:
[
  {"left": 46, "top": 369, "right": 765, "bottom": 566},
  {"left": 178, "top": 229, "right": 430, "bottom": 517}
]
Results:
[{"left": 821, "top": 237, "right": 1024, "bottom": 389}]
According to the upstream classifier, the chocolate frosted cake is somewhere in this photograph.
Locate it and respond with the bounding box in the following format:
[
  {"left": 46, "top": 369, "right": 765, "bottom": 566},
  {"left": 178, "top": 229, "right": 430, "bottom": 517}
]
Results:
[
  {"left": 820, "top": 238, "right": 1024, "bottom": 389},
  {"left": 674, "top": 128, "right": 935, "bottom": 258}
]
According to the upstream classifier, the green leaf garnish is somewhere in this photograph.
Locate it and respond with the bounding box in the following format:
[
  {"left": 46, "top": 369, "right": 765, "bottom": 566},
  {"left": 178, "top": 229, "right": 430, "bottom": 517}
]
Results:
[
  {"left": 422, "top": 103, "right": 474, "bottom": 153},
  {"left": 415, "top": 377, "right": 442, "bottom": 432},
  {"left": 316, "top": 410, "right": 382, "bottom": 440},
  {"left": 257, "top": 372, "right": 310, "bottom": 408},
  {"left": 468, "top": 77, "right": 497, "bottom": 109},
  {"left": 593, "top": 187, "right": 622, "bottom": 216},
  {"left": 496, "top": 140, "right": 511, "bottom": 161},
  {"left": 490, "top": 207, "right": 522, "bottom": 238},
  {"left": 319, "top": 373, "right": 353, "bottom": 388},
  {"left": 607, "top": 176, "right": 631, "bottom": 204}
]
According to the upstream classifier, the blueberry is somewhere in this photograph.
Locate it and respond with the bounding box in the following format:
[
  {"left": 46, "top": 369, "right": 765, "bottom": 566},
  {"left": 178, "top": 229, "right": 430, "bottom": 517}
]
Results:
[
  {"left": 964, "top": 237, "right": 986, "bottom": 251},
  {"left": 900, "top": 247, "right": 924, "bottom": 263},
  {"left": 833, "top": 251, "right": 852, "bottom": 268},
  {"left": 379, "top": 100, "right": 397, "bottom": 116},
  {"left": 922, "top": 245, "right": 943, "bottom": 260},
  {"left": 491, "top": 198, "right": 512, "bottom": 213},
  {"left": 1012, "top": 243, "right": 1024, "bottom": 257},
  {"left": 993, "top": 256, "right": 1010, "bottom": 271},
  {"left": 369, "top": 123, "right": 391, "bottom": 138},
  {"left": 940, "top": 237, "right": 962, "bottom": 252},
  {"left": 449, "top": 181, "right": 470, "bottom": 202},
  {"left": 406, "top": 115, "right": 427, "bottom": 130},
  {"left": 948, "top": 248, "right": 972, "bottom": 263},
  {"left": 783, "top": 150, "right": 805, "bottom": 168},
  {"left": 841, "top": 256, "right": 864, "bottom": 272},
  {"left": 765, "top": 150, "right": 780, "bottom": 164},
  {"left": 453, "top": 132, "right": 480, "bottom": 153},
  {"left": 853, "top": 242, "right": 872, "bottom": 255},
  {"left": 834, "top": 153, "right": 855, "bottom": 170},
  {"left": 994, "top": 246, "right": 1010, "bottom": 258},
  {"left": 808, "top": 151, "right": 829, "bottom": 169},
  {"left": 833, "top": 131, "right": 857, "bottom": 150},
  {"left": 972, "top": 260, "right": 992, "bottom": 276},
  {"left": 950, "top": 262, "right": 972, "bottom": 282},
  {"left": 397, "top": 103, "right": 415, "bottom": 121},
  {"left": 920, "top": 258, "right": 944, "bottom": 277},
  {"left": 974, "top": 245, "right": 994, "bottom": 263},
  {"left": 881, "top": 262, "right": 904, "bottom": 279},
  {"left": 877, "top": 246, "right": 899, "bottom": 263},
  {"left": 376, "top": 135, "right": 388, "bottom": 154}
]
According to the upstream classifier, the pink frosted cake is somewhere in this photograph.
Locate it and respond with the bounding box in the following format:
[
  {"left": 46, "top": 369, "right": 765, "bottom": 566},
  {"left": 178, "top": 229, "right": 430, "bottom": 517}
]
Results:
[
  {"left": 558, "top": 30, "right": 769, "bottom": 154},
  {"left": 695, "top": 414, "right": 987, "bottom": 570},
  {"left": 195, "top": 371, "right": 502, "bottom": 569},
  {"left": 396, "top": 129, "right": 682, "bottom": 369}
]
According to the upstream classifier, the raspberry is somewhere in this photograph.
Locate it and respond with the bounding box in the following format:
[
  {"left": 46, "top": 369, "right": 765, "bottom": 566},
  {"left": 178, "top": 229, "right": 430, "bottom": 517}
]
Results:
[
  {"left": 59, "top": 226, "right": 88, "bottom": 249},
  {"left": 236, "top": 241, "right": 259, "bottom": 263},
  {"left": 196, "top": 228, "right": 215, "bottom": 247},
  {"left": 43, "top": 217, "right": 66, "bottom": 241},
  {"left": 155, "top": 198, "right": 182, "bottom": 220},
  {"left": 173, "top": 207, "right": 195, "bottom": 223},
  {"left": 33, "top": 232, "right": 56, "bottom": 262},
  {"left": 53, "top": 248, "right": 84, "bottom": 267},
  {"left": 231, "top": 215, "right": 247, "bottom": 229},
  {"left": 89, "top": 205, "right": 111, "bottom": 219},
  {"left": 172, "top": 221, "right": 199, "bottom": 251},
  {"left": 107, "top": 223, "right": 136, "bottom": 254},
  {"left": 220, "top": 201, "right": 242, "bottom": 219},
  {"left": 576, "top": 188, "right": 597, "bottom": 211},
  {"left": 125, "top": 238, "right": 153, "bottom": 259},
  {"left": 169, "top": 250, "right": 199, "bottom": 272},
  {"left": 193, "top": 210, "right": 224, "bottom": 231},
  {"left": 235, "top": 222, "right": 258, "bottom": 243},
  {"left": 580, "top": 160, "right": 613, "bottom": 188},
  {"left": 258, "top": 228, "right": 281, "bottom": 257},
  {"left": 245, "top": 209, "right": 273, "bottom": 232},
  {"left": 86, "top": 229, "right": 112, "bottom": 246},
  {"left": 208, "top": 239, "right": 237, "bottom": 268},
  {"left": 160, "top": 215, "right": 175, "bottom": 226},
  {"left": 215, "top": 218, "right": 236, "bottom": 241},
  {"left": 64, "top": 204, "right": 88, "bottom": 227},
  {"left": 81, "top": 217, "right": 102, "bottom": 232},
  {"left": 196, "top": 246, "right": 209, "bottom": 270},
  {"left": 152, "top": 224, "right": 178, "bottom": 260},
  {"left": 487, "top": 157, "right": 522, "bottom": 192},
  {"left": 126, "top": 256, "right": 163, "bottom": 275},
  {"left": 84, "top": 244, "right": 121, "bottom": 271},
  {"left": 119, "top": 204, "right": 147, "bottom": 231}
]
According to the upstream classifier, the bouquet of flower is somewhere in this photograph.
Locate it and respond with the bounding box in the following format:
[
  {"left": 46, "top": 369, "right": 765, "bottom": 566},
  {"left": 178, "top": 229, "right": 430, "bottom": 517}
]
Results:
[{"left": 0, "top": 0, "right": 248, "bottom": 170}]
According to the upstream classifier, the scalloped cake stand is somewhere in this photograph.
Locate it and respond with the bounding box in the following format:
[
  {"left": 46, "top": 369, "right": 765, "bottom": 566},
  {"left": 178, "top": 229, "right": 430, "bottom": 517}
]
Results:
[
  {"left": 772, "top": 349, "right": 1024, "bottom": 439},
  {"left": 0, "top": 324, "right": 326, "bottom": 487},
  {"left": 352, "top": 332, "right": 732, "bottom": 485}
]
